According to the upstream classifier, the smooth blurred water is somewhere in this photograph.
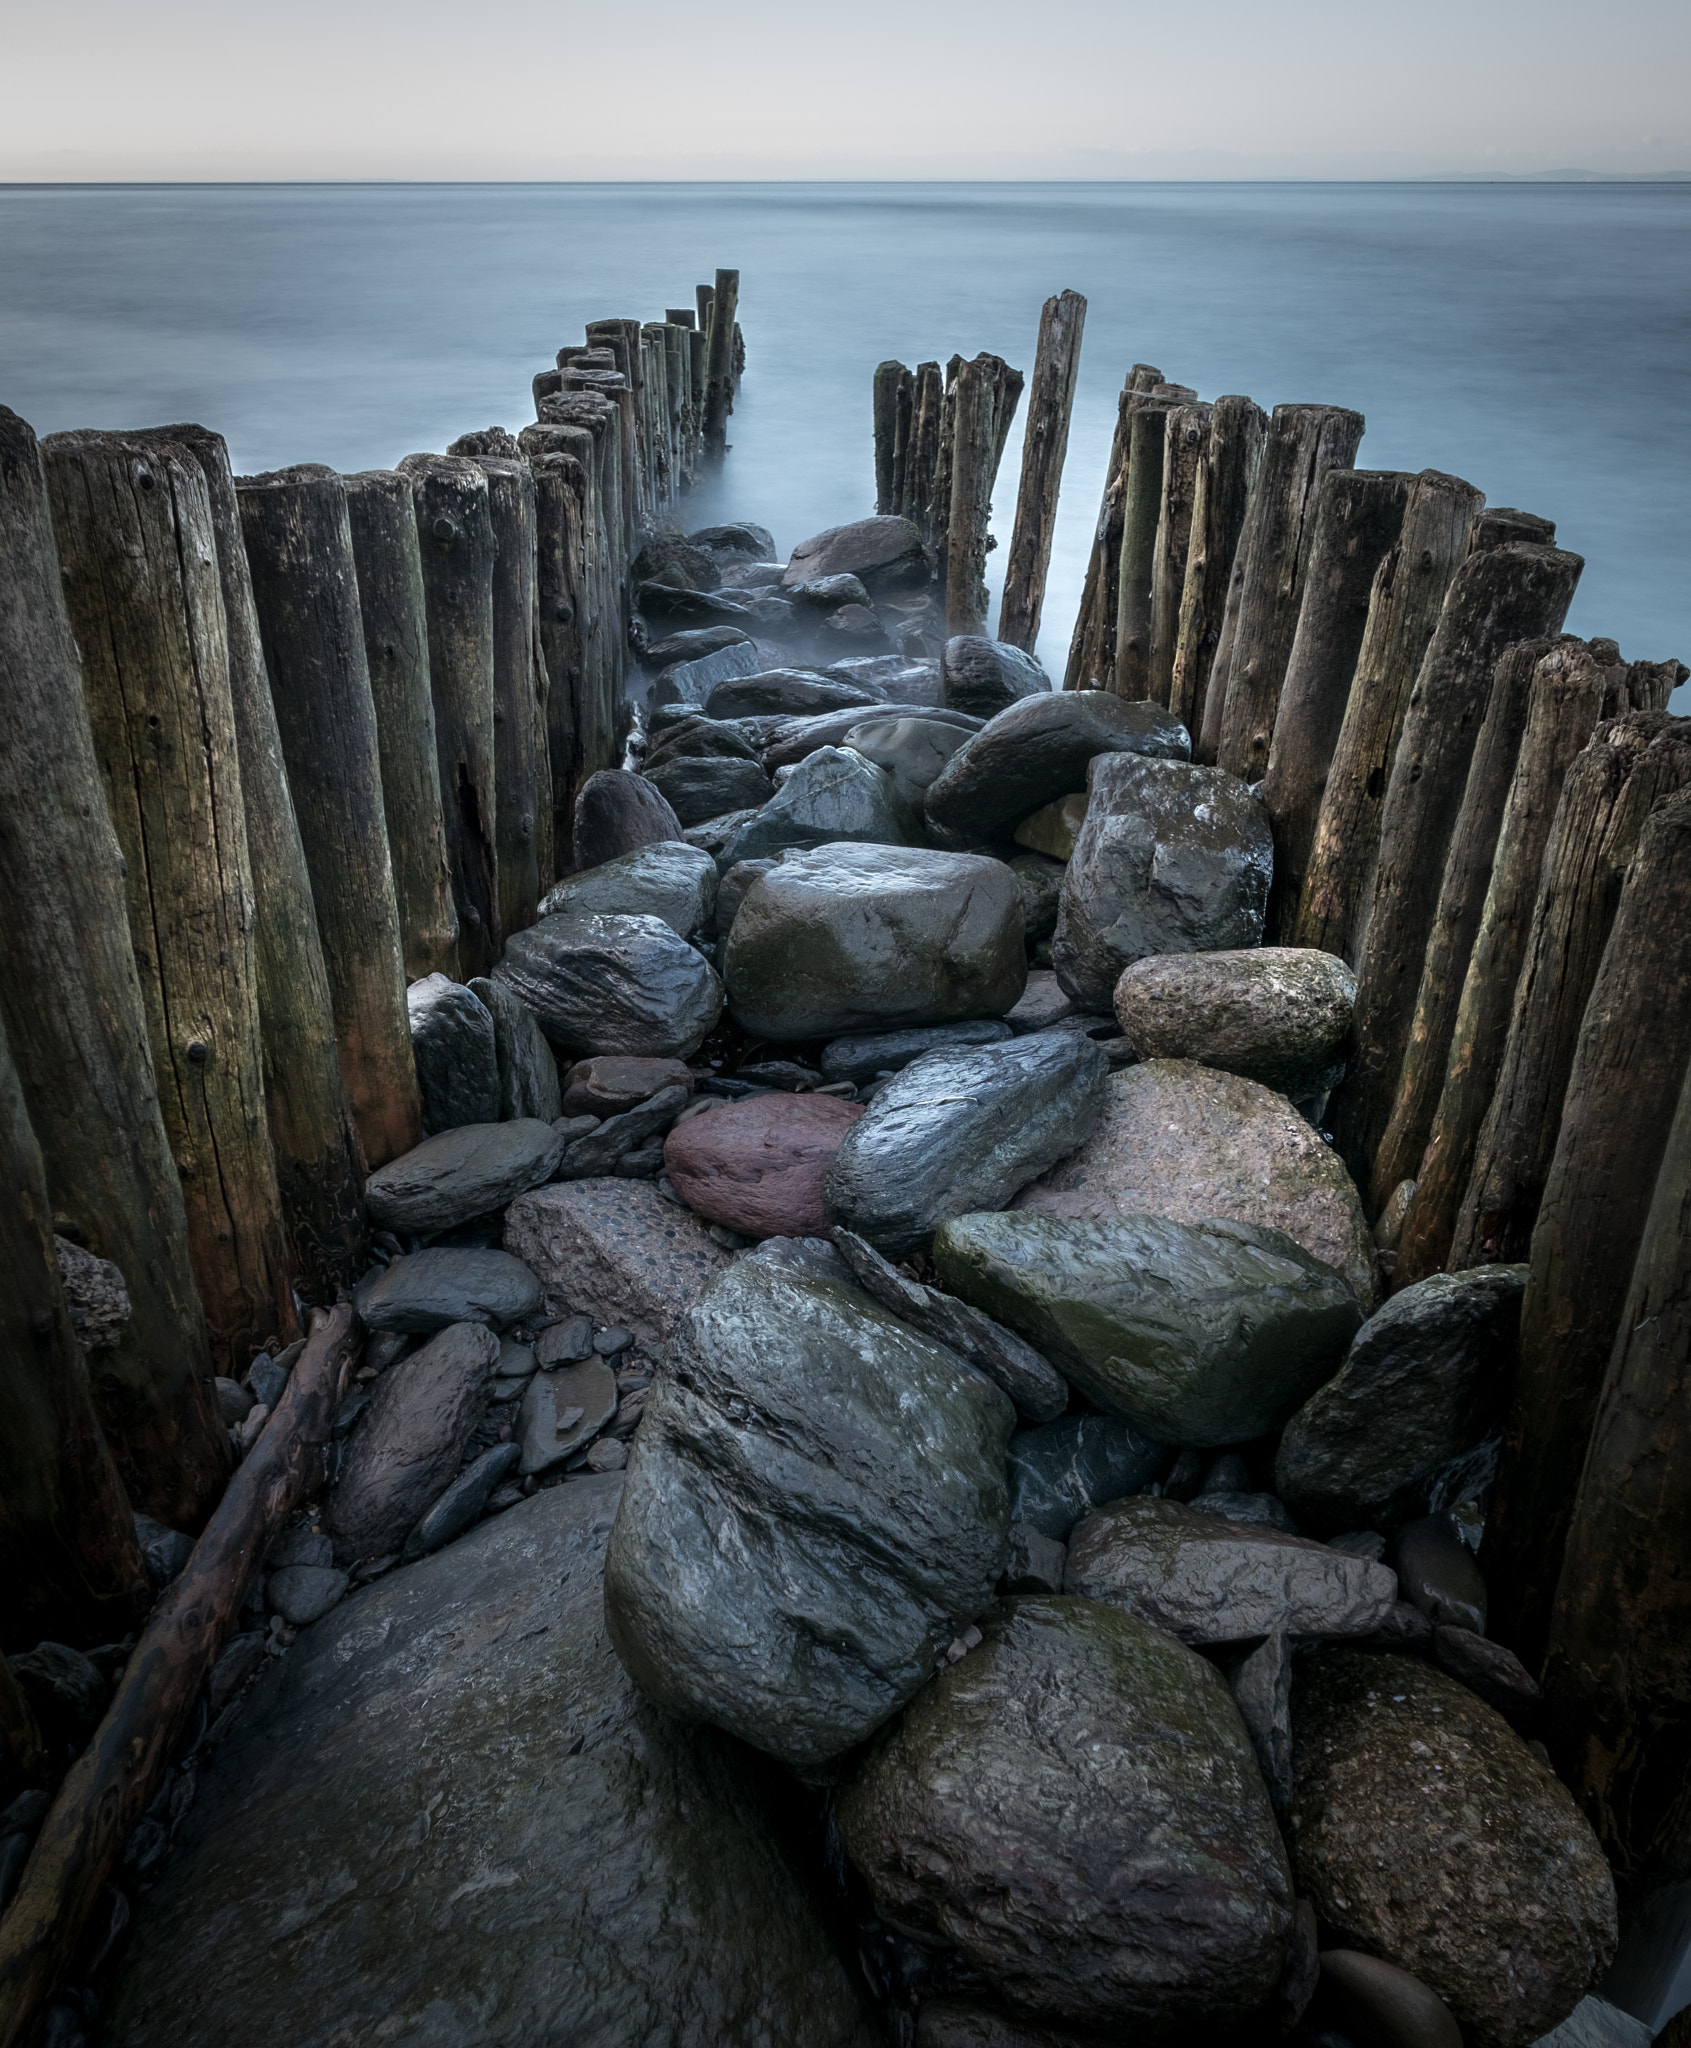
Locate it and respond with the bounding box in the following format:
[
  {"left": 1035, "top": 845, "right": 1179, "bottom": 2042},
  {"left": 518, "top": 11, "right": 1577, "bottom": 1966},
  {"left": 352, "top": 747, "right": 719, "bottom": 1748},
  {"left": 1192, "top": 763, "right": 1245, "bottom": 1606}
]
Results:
[{"left": 3, "top": 181, "right": 1687, "bottom": 698}]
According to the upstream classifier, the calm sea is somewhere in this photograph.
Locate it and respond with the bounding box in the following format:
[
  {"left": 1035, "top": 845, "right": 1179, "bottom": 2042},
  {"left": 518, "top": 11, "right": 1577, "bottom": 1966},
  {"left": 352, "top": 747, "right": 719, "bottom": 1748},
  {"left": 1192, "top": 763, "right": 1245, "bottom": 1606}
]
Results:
[{"left": 3, "top": 181, "right": 1687, "bottom": 700}]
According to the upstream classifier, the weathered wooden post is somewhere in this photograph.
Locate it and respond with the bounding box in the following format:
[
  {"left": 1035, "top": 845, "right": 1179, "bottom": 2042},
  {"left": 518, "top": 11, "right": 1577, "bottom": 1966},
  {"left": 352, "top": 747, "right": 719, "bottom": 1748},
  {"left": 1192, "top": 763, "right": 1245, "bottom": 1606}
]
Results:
[
  {"left": 523, "top": 438, "right": 591, "bottom": 860},
  {"left": 531, "top": 393, "right": 625, "bottom": 788},
  {"left": 342, "top": 470, "right": 461, "bottom": 983},
  {"left": 0, "top": 408, "right": 225, "bottom": 1524},
  {"left": 470, "top": 456, "right": 544, "bottom": 940},
  {"left": 1484, "top": 782, "right": 1691, "bottom": 1673},
  {"left": 874, "top": 359, "right": 906, "bottom": 515},
  {"left": 1290, "top": 468, "right": 1484, "bottom": 962},
  {"left": 238, "top": 464, "right": 422, "bottom": 1171},
  {"left": 943, "top": 352, "right": 1022, "bottom": 638},
  {"left": 1168, "top": 394, "right": 1267, "bottom": 737},
  {"left": 904, "top": 360, "right": 944, "bottom": 537},
  {"left": 890, "top": 362, "right": 915, "bottom": 523},
  {"left": 1062, "top": 364, "right": 1162, "bottom": 691},
  {"left": 1331, "top": 541, "right": 1584, "bottom": 1194},
  {"left": 1112, "top": 396, "right": 1184, "bottom": 697},
  {"left": 1145, "top": 401, "right": 1210, "bottom": 708},
  {"left": 930, "top": 355, "right": 964, "bottom": 572},
  {"left": 703, "top": 268, "right": 740, "bottom": 461},
  {"left": 1206, "top": 404, "right": 1366, "bottom": 779},
  {"left": 45, "top": 430, "right": 297, "bottom": 1374},
  {"left": 587, "top": 319, "right": 647, "bottom": 518},
  {"left": 998, "top": 292, "right": 1086, "bottom": 654}
]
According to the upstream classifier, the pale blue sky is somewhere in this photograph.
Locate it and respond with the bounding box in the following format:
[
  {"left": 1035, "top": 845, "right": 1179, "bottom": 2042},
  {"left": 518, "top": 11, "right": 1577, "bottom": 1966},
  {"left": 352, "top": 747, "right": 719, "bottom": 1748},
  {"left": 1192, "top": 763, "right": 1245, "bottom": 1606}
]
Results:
[{"left": 3, "top": 0, "right": 1688, "bottom": 180}]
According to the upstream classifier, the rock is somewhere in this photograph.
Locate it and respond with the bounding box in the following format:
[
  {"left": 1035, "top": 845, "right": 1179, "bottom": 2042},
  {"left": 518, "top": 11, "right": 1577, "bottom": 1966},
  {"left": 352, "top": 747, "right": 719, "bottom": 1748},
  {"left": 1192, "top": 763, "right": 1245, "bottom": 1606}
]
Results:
[
  {"left": 1330, "top": 1528, "right": 1388, "bottom": 1561},
  {"left": 834, "top": 1595, "right": 1293, "bottom": 2033},
  {"left": 765, "top": 701, "right": 978, "bottom": 771},
  {"left": 706, "top": 670, "right": 880, "bottom": 721},
  {"left": 246, "top": 1344, "right": 297, "bottom": 1409},
  {"left": 631, "top": 533, "right": 721, "bottom": 592},
  {"left": 407, "top": 974, "right": 499, "bottom": 1133},
  {"left": 682, "top": 806, "right": 763, "bottom": 860},
  {"left": 1052, "top": 756, "right": 1272, "bottom": 1009},
  {"left": 603, "top": 1246, "right": 1015, "bottom": 1769},
  {"left": 1065, "top": 1496, "right": 1397, "bottom": 1644},
  {"left": 643, "top": 714, "right": 761, "bottom": 772},
  {"left": 651, "top": 639, "right": 760, "bottom": 709},
  {"left": 716, "top": 745, "right": 921, "bottom": 871},
  {"left": 1003, "top": 971, "right": 1076, "bottom": 1034},
  {"left": 940, "top": 635, "right": 1052, "bottom": 719},
  {"left": 1012, "top": 793, "right": 1088, "bottom": 862},
  {"left": 714, "top": 858, "right": 776, "bottom": 939},
  {"left": 212, "top": 1376, "right": 252, "bottom": 1427},
  {"left": 537, "top": 840, "right": 717, "bottom": 941},
  {"left": 925, "top": 690, "right": 1189, "bottom": 847},
  {"left": 636, "top": 581, "right": 757, "bottom": 626},
  {"left": 557, "top": 1084, "right": 690, "bottom": 1178},
  {"left": 831, "top": 1227, "right": 1069, "bottom": 1424},
  {"left": 206, "top": 1632, "right": 268, "bottom": 1714},
  {"left": 103, "top": 1482, "right": 874, "bottom": 2048},
  {"left": 1002, "top": 1524, "right": 1067, "bottom": 1595},
  {"left": 782, "top": 516, "right": 930, "bottom": 597},
  {"left": 10, "top": 1642, "right": 108, "bottom": 1750},
  {"left": 1434, "top": 1625, "right": 1544, "bottom": 1716},
  {"left": 824, "top": 1034, "right": 1111, "bottom": 1258},
  {"left": 723, "top": 845, "right": 1026, "bottom": 1043},
  {"left": 505, "top": 1178, "right": 733, "bottom": 1352},
  {"left": 1004, "top": 1414, "right": 1165, "bottom": 1540},
  {"left": 644, "top": 754, "right": 775, "bottom": 826},
  {"left": 353, "top": 1249, "right": 542, "bottom": 1333},
  {"left": 692, "top": 520, "right": 778, "bottom": 561},
  {"left": 516, "top": 1359, "right": 618, "bottom": 1477},
  {"left": 1364, "top": 1599, "right": 1438, "bottom": 1654},
  {"left": 1014, "top": 1062, "right": 1377, "bottom": 1306},
  {"left": 915, "top": 2000, "right": 1096, "bottom": 2048},
  {"left": 1008, "top": 853, "right": 1065, "bottom": 944},
  {"left": 363, "top": 1120, "right": 564, "bottom": 1236},
  {"left": 463, "top": 977, "right": 562, "bottom": 1122},
  {"left": 266, "top": 1563, "right": 350, "bottom": 1626},
  {"left": 401, "top": 1442, "right": 523, "bottom": 1557},
  {"left": 789, "top": 572, "right": 872, "bottom": 610},
  {"left": 491, "top": 912, "right": 722, "bottom": 1061},
  {"left": 845, "top": 714, "right": 972, "bottom": 805},
  {"left": 1532, "top": 1999, "right": 1656, "bottom": 2048},
  {"left": 1232, "top": 1632, "right": 1294, "bottom": 1814},
  {"left": 268, "top": 1523, "right": 333, "bottom": 1571},
  {"left": 1312, "top": 1950, "right": 1465, "bottom": 2048},
  {"left": 662, "top": 1092, "right": 864, "bottom": 1239},
  {"left": 560, "top": 1054, "right": 694, "bottom": 1119},
  {"left": 1190, "top": 1490, "right": 1299, "bottom": 1531},
  {"left": 535, "top": 1314, "right": 592, "bottom": 1366},
  {"left": 1275, "top": 1267, "right": 1530, "bottom": 1534},
  {"left": 572, "top": 768, "right": 684, "bottom": 870},
  {"left": 1289, "top": 1651, "right": 1617, "bottom": 2048},
  {"left": 935, "top": 1209, "right": 1361, "bottom": 1446},
  {"left": 646, "top": 623, "right": 753, "bottom": 665},
  {"left": 819, "top": 1019, "right": 1013, "bottom": 1084},
  {"left": 325, "top": 1322, "right": 498, "bottom": 1561},
  {"left": 1113, "top": 946, "right": 1357, "bottom": 1100},
  {"left": 1394, "top": 1512, "right": 1487, "bottom": 1633},
  {"left": 53, "top": 1235, "right": 131, "bottom": 1350}
]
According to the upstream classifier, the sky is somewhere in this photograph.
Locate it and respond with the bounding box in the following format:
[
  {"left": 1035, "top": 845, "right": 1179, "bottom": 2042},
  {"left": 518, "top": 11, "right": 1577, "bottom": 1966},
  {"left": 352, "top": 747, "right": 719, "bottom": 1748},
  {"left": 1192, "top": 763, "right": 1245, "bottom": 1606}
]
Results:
[{"left": 3, "top": 0, "right": 1688, "bottom": 182}]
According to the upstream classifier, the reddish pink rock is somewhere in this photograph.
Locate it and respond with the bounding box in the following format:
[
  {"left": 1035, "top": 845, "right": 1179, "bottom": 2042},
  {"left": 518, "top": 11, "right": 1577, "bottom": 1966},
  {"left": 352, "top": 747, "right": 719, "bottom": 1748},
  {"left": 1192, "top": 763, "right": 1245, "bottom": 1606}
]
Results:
[
  {"left": 561, "top": 1055, "right": 695, "bottom": 1119},
  {"left": 663, "top": 1093, "right": 865, "bottom": 1239}
]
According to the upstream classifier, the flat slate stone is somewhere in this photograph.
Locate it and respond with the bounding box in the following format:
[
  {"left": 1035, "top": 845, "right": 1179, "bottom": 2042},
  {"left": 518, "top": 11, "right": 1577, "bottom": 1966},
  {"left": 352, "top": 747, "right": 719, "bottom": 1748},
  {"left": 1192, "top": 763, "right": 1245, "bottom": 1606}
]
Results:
[
  {"left": 492, "top": 910, "right": 723, "bottom": 1061},
  {"left": 537, "top": 840, "right": 718, "bottom": 939},
  {"left": 353, "top": 1250, "right": 543, "bottom": 1333},
  {"left": 363, "top": 1120, "right": 564, "bottom": 1236},
  {"left": 516, "top": 1358, "right": 618, "bottom": 1477},
  {"left": 407, "top": 974, "right": 499, "bottom": 1133},
  {"left": 465, "top": 977, "right": 563, "bottom": 1122},
  {"left": 764, "top": 702, "right": 978, "bottom": 771}
]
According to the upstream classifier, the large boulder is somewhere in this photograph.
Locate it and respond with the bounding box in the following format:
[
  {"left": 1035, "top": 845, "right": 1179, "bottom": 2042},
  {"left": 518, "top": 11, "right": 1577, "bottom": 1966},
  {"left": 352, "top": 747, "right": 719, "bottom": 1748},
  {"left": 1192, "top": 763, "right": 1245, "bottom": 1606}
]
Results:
[
  {"left": 491, "top": 911, "right": 722, "bottom": 1060},
  {"left": 642, "top": 714, "right": 761, "bottom": 770},
  {"left": 363, "top": 1120, "right": 564, "bottom": 1236},
  {"left": 537, "top": 840, "right": 717, "bottom": 940},
  {"left": 103, "top": 1482, "right": 874, "bottom": 2048},
  {"left": 644, "top": 753, "right": 775, "bottom": 826},
  {"left": 723, "top": 845, "right": 1026, "bottom": 1042},
  {"left": 603, "top": 1244, "right": 1015, "bottom": 1770},
  {"left": 1276, "top": 1266, "right": 1529, "bottom": 1534},
  {"left": 823, "top": 1035, "right": 1110, "bottom": 1258},
  {"left": 1289, "top": 1652, "right": 1617, "bottom": 2048},
  {"left": 353, "top": 1248, "right": 543, "bottom": 1333},
  {"left": 845, "top": 713, "right": 973, "bottom": 805},
  {"left": 716, "top": 745, "right": 921, "bottom": 871},
  {"left": 663, "top": 1093, "right": 865, "bottom": 1239},
  {"left": 765, "top": 701, "right": 977, "bottom": 772},
  {"left": 631, "top": 532, "right": 721, "bottom": 590},
  {"left": 1065, "top": 1495, "right": 1397, "bottom": 1644},
  {"left": 834, "top": 1596, "right": 1294, "bottom": 2034},
  {"left": 1052, "top": 756, "right": 1271, "bottom": 1009},
  {"left": 406, "top": 974, "right": 499, "bottom": 1133},
  {"left": 933, "top": 1209, "right": 1361, "bottom": 1446},
  {"left": 691, "top": 519, "right": 777, "bottom": 561},
  {"left": 925, "top": 691, "right": 1189, "bottom": 847},
  {"left": 572, "top": 768, "right": 684, "bottom": 870},
  {"left": 465, "top": 976, "right": 562, "bottom": 1121},
  {"left": 782, "top": 515, "right": 930, "bottom": 597},
  {"left": 1005, "top": 1414, "right": 1165, "bottom": 1540},
  {"left": 650, "top": 638, "right": 759, "bottom": 709},
  {"left": 705, "top": 670, "right": 881, "bottom": 721},
  {"left": 1113, "top": 946, "right": 1357, "bottom": 1102},
  {"left": 940, "top": 636, "right": 1052, "bottom": 719},
  {"left": 1014, "top": 1061, "right": 1377, "bottom": 1305}
]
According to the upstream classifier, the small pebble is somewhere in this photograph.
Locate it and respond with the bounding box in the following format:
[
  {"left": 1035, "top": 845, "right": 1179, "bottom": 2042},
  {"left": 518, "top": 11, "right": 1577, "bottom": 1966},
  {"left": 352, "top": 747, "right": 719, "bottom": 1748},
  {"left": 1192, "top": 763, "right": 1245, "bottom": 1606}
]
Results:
[
  {"left": 536, "top": 1315, "right": 593, "bottom": 1367},
  {"left": 592, "top": 1327, "right": 635, "bottom": 1357},
  {"left": 586, "top": 1438, "right": 628, "bottom": 1472}
]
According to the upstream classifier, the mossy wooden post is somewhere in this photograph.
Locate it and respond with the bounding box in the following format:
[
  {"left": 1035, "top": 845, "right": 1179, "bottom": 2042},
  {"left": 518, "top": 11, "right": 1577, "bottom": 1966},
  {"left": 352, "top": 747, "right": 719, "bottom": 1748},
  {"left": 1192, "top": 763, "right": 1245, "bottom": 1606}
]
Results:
[
  {"left": 1146, "top": 401, "right": 1210, "bottom": 708},
  {"left": 998, "top": 292, "right": 1086, "bottom": 654},
  {"left": 471, "top": 456, "right": 543, "bottom": 940},
  {"left": 0, "top": 1010, "right": 150, "bottom": 1649},
  {"left": 152, "top": 426, "right": 366, "bottom": 1302},
  {"left": 1261, "top": 469, "right": 1412, "bottom": 939},
  {"left": 1111, "top": 397, "right": 1183, "bottom": 697},
  {"left": 703, "top": 268, "right": 740, "bottom": 462},
  {"left": 0, "top": 409, "right": 225, "bottom": 1525},
  {"left": 343, "top": 470, "right": 459, "bottom": 983},
  {"left": 1208, "top": 404, "right": 1366, "bottom": 781},
  {"left": 1394, "top": 645, "right": 1623, "bottom": 1287},
  {"left": 1169, "top": 394, "right": 1267, "bottom": 738},
  {"left": 238, "top": 465, "right": 421, "bottom": 1172},
  {"left": 396, "top": 454, "right": 501, "bottom": 980},
  {"left": 873, "top": 359, "right": 906, "bottom": 515},
  {"left": 944, "top": 353, "right": 1022, "bottom": 639},
  {"left": 1484, "top": 782, "right": 1691, "bottom": 1676},
  {"left": 45, "top": 431, "right": 297, "bottom": 1375},
  {"left": 1332, "top": 541, "right": 1584, "bottom": 1196},
  {"left": 1290, "top": 469, "right": 1484, "bottom": 963},
  {"left": 1450, "top": 711, "right": 1691, "bottom": 1268},
  {"left": 904, "top": 360, "right": 944, "bottom": 538},
  {"left": 1543, "top": 1042, "right": 1691, "bottom": 1889},
  {"left": 1062, "top": 365, "right": 1161, "bottom": 691}
]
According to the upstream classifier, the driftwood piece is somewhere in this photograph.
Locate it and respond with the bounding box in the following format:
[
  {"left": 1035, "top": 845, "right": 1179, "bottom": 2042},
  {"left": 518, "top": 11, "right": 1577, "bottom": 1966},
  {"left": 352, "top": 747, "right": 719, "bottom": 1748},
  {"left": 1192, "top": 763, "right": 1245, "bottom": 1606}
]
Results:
[
  {"left": 1111, "top": 398, "right": 1181, "bottom": 698},
  {"left": 1332, "top": 542, "right": 1584, "bottom": 1197},
  {"left": 0, "top": 1302, "right": 358, "bottom": 2048},
  {"left": 1169, "top": 394, "right": 1266, "bottom": 740},
  {"left": 998, "top": 291, "right": 1085, "bottom": 654},
  {"left": 0, "top": 408, "right": 224, "bottom": 1526},
  {"left": 1062, "top": 364, "right": 1163, "bottom": 692},
  {"left": 472, "top": 457, "right": 544, "bottom": 941},
  {"left": 45, "top": 431, "right": 296, "bottom": 1374},
  {"left": 1146, "top": 402, "right": 1210, "bottom": 709},
  {"left": 703, "top": 269, "right": 740, "bottom": 462},
  {"left": 1290, "top": 469, "right": 1484, "bottom": 962}
]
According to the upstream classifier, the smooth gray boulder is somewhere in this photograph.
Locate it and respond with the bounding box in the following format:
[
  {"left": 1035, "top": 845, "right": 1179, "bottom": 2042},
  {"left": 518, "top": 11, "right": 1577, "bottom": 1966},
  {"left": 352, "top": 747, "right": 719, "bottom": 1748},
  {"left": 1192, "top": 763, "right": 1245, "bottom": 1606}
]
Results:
[
  {"left": 603, "top": 1246, "right": 1015, "bottom": 1770},
  {"left": 407, "top": 974, "right": 499, "bottom": 1133},
  {"left": 403, "top": 1441, "right": 521, "bottom": 1557},
  {"left": 692, "top": 519, "right": 777, "bottom": 560},
  {"left": 571, "top": 768, "right": 684, "bottom": 870},
  {"left": 465, "top": 976, "right": 562, "bottom": 1122},
  {"left": 536, "top": 840, "right": 717, "bottom": 940},
  {"left": 834, "top": 1596, "right": 1294, "bottom": 2034},
  {"left": 940, "top": 635, "right": 1052, "bottom": 719},
  {"left": 265, "top": 1564, "right": 350, "bottom": 1627},
  {"left": 934, "top": 1209, "right": 1361, "bottom": 1446},
  {"left": 1114, "top": 946, "right": 1357, "bottom": 1101},
  {"left": 491, "top": 911, "right": 722, "bottom": 1060},
  {"left": 363, "top": 1120, "right": 564, "bottom": 1235},
  {"left": 715, "top": 745, "right": 921, "bottom": 871},
  {"left": 325, "top": 1322, "right": 498, "bottom": 1561},
  {"left": 1005, "top": 1413, "right": 1165, "bottom": 1541},
  {"left": 1065, "top": 1495, "right": 1397, "bottom": 1644},
  {"left": 714, "top": 856, "right": 776, "bottom": 939},
  {"left": 824, "top": 1035, "right": 1110, "bottom": 1258},
  {"left": 353, "top": 1249, "right": 543, "bottom": 1333},
  {"left": 1053, "top": 756, "right": 1272, "bottom": 1009},
  {"left": 819, "top": 1018, "right": 1012, "bottom": 1083},
  {"left": 104, "top": 1482, "right": 875, "bottom": 2048},
  {"left": 925, "top": 690, "right": 1190, "bottom": 846},
  {"left": 649, "top": 638, "right": 759, "bottom": 708},
  {"left": 644, "top": 754, "right": 775, "bottom": 826},
  {"left": 782, "top": 515, "right": 930, "bottom": 597},
  {"left": 705, "top": 670, "right": 881, "bottom": 721},
  {"left": 642, "top": 714, "right": 761, "bottom": 770},
  {"left": 723, "top": 844, "right": 1026, "bottom": 1042},
  {"left": 845, "top": 714, "right": 972, "bottom": 805},
  {"left": 765, "top": 702, "right": 977, "bottom": 771},
  {"left": 1276, "top": 1266, "right": 1529, "bottom": 1534}
]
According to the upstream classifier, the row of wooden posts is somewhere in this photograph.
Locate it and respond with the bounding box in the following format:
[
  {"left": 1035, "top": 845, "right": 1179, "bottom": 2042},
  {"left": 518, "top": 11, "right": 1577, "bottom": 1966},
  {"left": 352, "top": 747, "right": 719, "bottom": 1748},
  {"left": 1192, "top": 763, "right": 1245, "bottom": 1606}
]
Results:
[{"left": 0, "top": 270, "right": 743, "bottom": 1663}]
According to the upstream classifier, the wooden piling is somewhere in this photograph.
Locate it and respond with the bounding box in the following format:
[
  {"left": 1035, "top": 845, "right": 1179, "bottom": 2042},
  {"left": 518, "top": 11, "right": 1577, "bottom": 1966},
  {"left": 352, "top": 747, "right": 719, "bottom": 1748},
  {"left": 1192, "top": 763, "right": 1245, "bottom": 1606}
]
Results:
[
  {"left": 530, "top": 396, "right": 625, "bottom": 788},
  {"left": 45, "top": 430, "right": 297, "bottom": 1374},
  {"left": 1168, "top": 394, "right": 1267, "bottom": 736},
  {"left": 703, "top": 268, "right": 740, "bottom": 462},
  {"left": 874, "top": 360, "right": 906, "bottom": 515},
  {"left": 522, "top": 440, "right": 591, "bottom": 862},
  {"left": 943, "top": 353, "right": 1022, "bottom": 638},
  {"left": 238, "top": 464, "right": 421, "bottom": 1172},
  {"left": 1145, "top": 402, "right": 1210, "bottom": 708},
  {"left": 998, "top": 292, "right": 1086, "bottom": 654},
  {"left": 471, "top": 456, "right": 544, "bottom": 940},
  {"left": 1111, "top": 397, "right": 1182, "bottom": 697},
  {"left": 1062, "top": 365, "right": 1161, "bottom": 691},
  {"left": 904, "top": 361, "right": 944, "bottom": 539}
]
